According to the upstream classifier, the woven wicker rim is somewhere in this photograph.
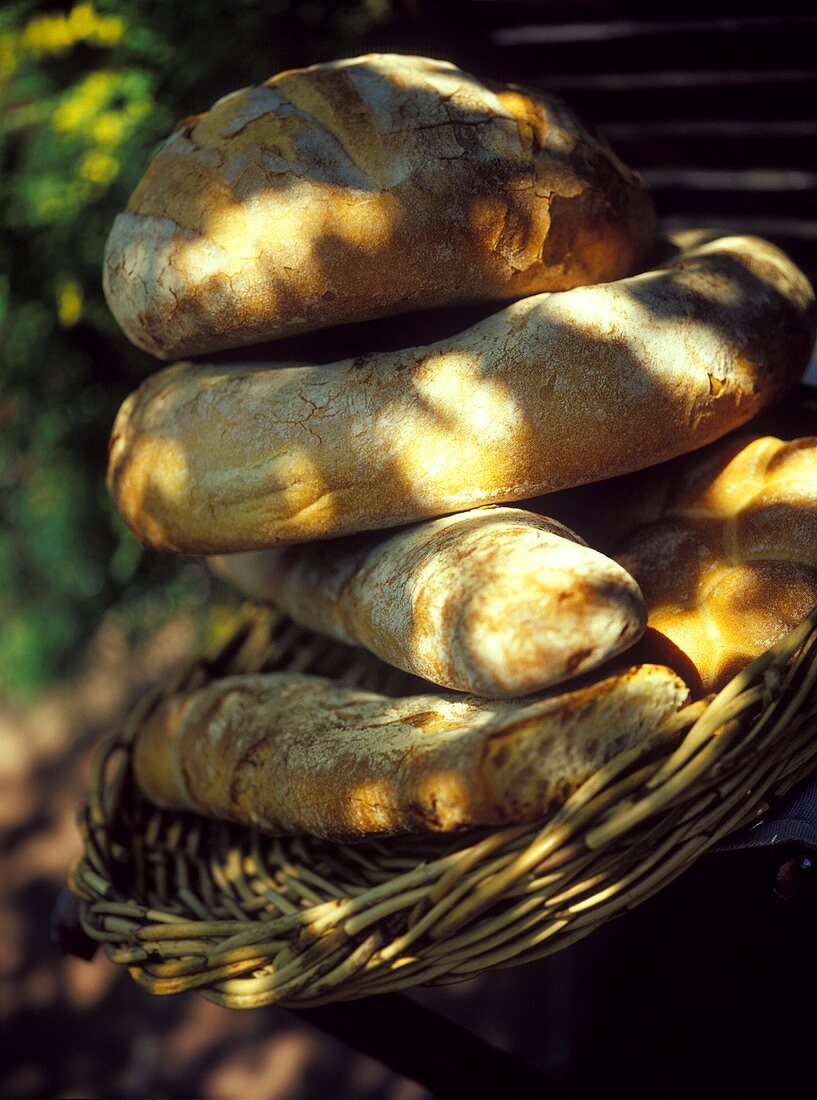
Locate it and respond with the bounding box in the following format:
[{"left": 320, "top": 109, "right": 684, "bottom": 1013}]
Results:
[{"left": 69, "top": 604, "right": 817, "bottom": 1008}]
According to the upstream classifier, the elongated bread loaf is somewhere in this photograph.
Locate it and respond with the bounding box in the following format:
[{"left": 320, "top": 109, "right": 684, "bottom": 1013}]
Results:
[
  {"left": 103, "top": 53, "right": 654, "bottom": 359},
  {"left": 108, "top": 234, "right": 815, "bottom": 553},
  {"left": 210, "top": 507, "right": 646, "bottom": 697},
  {"left": 133, "top": 665, "right": 689, "bottom": 839},
  {"left": 609, "top": 436, "right": 817, "bottom": 693}
]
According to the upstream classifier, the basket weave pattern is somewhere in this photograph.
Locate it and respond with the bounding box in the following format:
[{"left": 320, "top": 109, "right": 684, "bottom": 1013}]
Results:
[{"left": 70, "top": 604, "right": 817, "bottom": 1008}]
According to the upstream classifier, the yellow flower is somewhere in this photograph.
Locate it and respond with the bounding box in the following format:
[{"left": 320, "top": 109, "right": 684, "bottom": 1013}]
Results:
[
  {"left": 91, "top": 111, "right": 127, "bottom": 146},
  {"left": 81, "top": 70, "right": 116, "bottom": 100},
  {"left": 125, "top": 98, "right": 152, "bottom": 122},
  {"left": 78, "top": 149, "right": 119, "bottom": 184},
  {"left": 0, "top": 30, "right": 21, "bottom": 82},
  {"left": 22, "top": 4, "right": 124, "bottom": 56},
  {"left": 56, "top": 280, "right": 84, "bottom": 327},
  {"left": 23, "top": 14, "right": 73, "bottom": 54},
  {"left": 51, "top": 71, "right": 117, "bottom": 134},
  {"left": 52, "top": 101, "right": 84, "bottom": 133},
  {"left": 91, "top": 15, "right": 124, "bottom": 47},
  {"left": 68, "top": 2, "right": 97, "bottom": 39}
]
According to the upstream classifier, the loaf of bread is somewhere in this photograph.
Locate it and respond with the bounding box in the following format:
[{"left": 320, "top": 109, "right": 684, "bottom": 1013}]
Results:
[
  {"left": 210, "top": 506, "right": 647, "bottom": 697},
  {"left": 609, "top": 436, "right": 817, "bottom": 694},
  {"left": 108, "top": 234, "right": 816, "bottom": 553},
  {"left": 133, "top": 665, "right": 689, "bottom": 839},
  {"left": 103, "top": 53, "right": 655, "bottom": 359}
]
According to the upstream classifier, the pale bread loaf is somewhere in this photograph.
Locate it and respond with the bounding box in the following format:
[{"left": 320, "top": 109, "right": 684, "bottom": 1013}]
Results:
[
  {"left": 107, "top": 234, "right": 816, "bottom": 553},
  {"left": 210, "top": 507, "right": 647, "bottom": 697},
  {"left": 609, "top": 436, "right": 817, "bottom": 693},
  {"left": 132, "top": 665, "right": 689, "bottom": 839},
  {"left": 103, "top": 54, "right": 655, "bottom": 359}
]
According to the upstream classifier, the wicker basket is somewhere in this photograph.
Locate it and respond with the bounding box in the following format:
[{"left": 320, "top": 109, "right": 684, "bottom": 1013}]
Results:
[{"left": 69, "top": 602, "right": 817, "bottom": 1008}]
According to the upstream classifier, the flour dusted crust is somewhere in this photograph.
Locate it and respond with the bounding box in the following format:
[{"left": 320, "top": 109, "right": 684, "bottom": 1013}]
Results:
[
  {"left": 132, "top": 665, "right": 689, "bottom": 839},
  {"left": 103, "top": 53, "right": 655, "bottom": 359},
  {"left": 210, "top": 507, "right": 647, "bottom": 697},
  {"left": 611, "top": 436, "right": 817, "bottom": 693},
  {"left": 107, "top": 234, "right": 816, "bottom": 553}
]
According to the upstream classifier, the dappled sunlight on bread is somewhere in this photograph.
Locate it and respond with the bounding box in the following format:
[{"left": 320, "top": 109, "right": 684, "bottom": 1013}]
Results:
[
  {"left": 107, "top": 235, "right": 815, "bottom": 554},
  {"left": 104, "top": 54, "right": 655, "bottom": 360},
  {"left": 610, "top": 436, "right": 817, "bottom": 694},
  {"left": 132, "top": 665, "right": 689, "bottom": 840},
  {"left": 211, "top": 507, "right": 647, "bottom": 697}
]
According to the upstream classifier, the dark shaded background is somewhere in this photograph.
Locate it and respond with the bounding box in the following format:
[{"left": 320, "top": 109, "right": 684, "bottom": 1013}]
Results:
[{"left": 0, "top": 0, "right": 390, "bottom": 704}]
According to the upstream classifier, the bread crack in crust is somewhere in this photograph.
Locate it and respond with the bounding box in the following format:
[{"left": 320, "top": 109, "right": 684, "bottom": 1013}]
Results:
[
  {"left": 133, "top": 666, "right": 689, "bottom": 839},
  {"left": 210, "top": 507, "right": 647, "bottom": 698},
  {"left": 103, "top": 53, "right": 655, "bottom": 359},
  {"left": 107, "top": 235, "right": 815, "bottom": 553}
]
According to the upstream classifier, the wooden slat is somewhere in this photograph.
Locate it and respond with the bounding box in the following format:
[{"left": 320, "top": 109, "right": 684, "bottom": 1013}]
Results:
[
  {"left": 600, "top": 121, "right": 817, "bottom": 171},
  {"left": 659, "top": 216, "right": 817, "bottom": 241},
  {"left": 520, "top": 71, "right": 815, "bottom": 123},
  {"left": 415, "top": 0, "right": 816, "bottom": 26},
  {"left": 642, "top": 169, "right": 816, "bottom": 191},
  {"left": 489, "top": 16, "right": 817, "bottom": 74},
  {"left": 649, "top": 180, "right": 815, "bottom": 219},
  {"left": 491, "top": 14, "right": 814, "bottom": 44}
]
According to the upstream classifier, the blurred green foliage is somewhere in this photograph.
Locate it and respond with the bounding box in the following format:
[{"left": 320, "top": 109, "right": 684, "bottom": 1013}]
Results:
[{"left": 0, "top": 0, "right": 389, "bottom": 701}]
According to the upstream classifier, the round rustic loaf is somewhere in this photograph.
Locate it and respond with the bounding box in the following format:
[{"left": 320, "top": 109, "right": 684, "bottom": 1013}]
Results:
[
  {"left": 107, "top": 234, "right": 816, "bottom": 554},
  {"left": 210, "top": 507, "right": 647, "bottom": 697},
  {"left": 103, "top": 53, "right": 655, "bottom": 359},
  {"left": 611, "top": 435, "right": 817, "bottom": 694}
]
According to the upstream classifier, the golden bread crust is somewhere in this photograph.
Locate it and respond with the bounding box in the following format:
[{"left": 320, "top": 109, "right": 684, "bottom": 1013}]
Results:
[
  {"left": 210, "top": 506, "right": 647, "bottom": 697},
  {"left": 132, "top": 665, "right": 689, "bottom": 839},
  {"left": 103, "top": 54, "right": 655, "bottom": 358},
  {"left": 107, "top": 235, "right": 815, "bottom": 553},
  {"left": 613, "top": 436, "right": 817, "bottom": 693}
]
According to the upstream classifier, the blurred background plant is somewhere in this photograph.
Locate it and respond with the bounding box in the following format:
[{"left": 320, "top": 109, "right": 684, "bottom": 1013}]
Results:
[{"left": 0, "top": 0, "right": 390, "bottom": 702}]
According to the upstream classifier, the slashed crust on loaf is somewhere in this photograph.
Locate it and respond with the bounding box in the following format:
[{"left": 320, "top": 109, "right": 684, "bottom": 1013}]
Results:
[
  {"left": 133, "top": 665, "right": 690, "bottom": 839},
  {"left": 210, "top": 507, "right": 647, "bottom": 697},
  {"left": 103, "top": 54, "right": 654, "bottom": 359},
  {"left": 107, "top": 235, "right": 816, "bottom": 553},
  {"left": 608, "top": 436, "right": 817, "bottom": 693}
]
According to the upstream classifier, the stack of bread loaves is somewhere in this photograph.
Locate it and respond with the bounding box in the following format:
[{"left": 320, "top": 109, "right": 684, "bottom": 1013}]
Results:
[{"left": 103, "top": 55, "right": 817, "bottom": 842}]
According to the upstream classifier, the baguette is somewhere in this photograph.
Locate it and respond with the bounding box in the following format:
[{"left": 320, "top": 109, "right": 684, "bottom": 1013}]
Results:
[
  {"left": 133, "top": 665, "right": 689, "bottom": 839},
  {"left": 210, "top": 507, "right": 647, "bottom": 697},
  {"left": 107, "top": 234, "right": 816, "bottom": 553},
  {"left": 103, "top": 53, "right": 654, "bottom": 359}
]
